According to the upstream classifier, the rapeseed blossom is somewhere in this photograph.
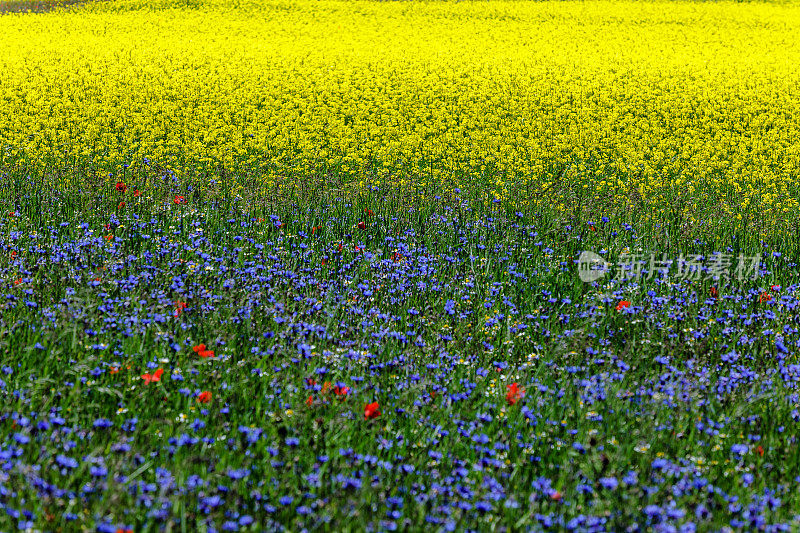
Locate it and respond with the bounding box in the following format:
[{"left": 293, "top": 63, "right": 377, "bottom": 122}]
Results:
[{"left": 1, "top": 0, "right": 799, "bottom": 229}]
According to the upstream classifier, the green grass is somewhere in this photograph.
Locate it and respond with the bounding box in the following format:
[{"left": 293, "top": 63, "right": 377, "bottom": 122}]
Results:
[{"left": 0, "top": 0, "right": 91, "bottom": 13}]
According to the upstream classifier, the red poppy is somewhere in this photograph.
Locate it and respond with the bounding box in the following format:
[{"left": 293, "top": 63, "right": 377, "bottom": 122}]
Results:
[
  {"left": 550, "top": 490, "right": 562, "bottom": 502},
  {"left": 709, "top": 286, "right": 718, "bottom": 298},
  {"left": 506, "top": 383, "right": 524, "bottom": 405},
  {"left": 321, "top": 258, "right": 327, "bottom": 267},
  {"left": 116, "top": 529, "right": 133, "bottom": 533},
  {"left": 337, "top": 243, "right": 343, "bottom": 253},
  {"left": 115, "top": 182, "right": 127, "bottom": 193},
  {"left": 174, "top": 195, "right": 186, "bottom": 205},
  {"left": 174, "top": 301, "right": 187, "bottom": 317},
  {"left": 364, "top": 209, "right": 374, "bottom": 216},
  {"left": 197, "top": 391, "right": 212, "bottom": 403},
  {"left": 758, "top": 292, "right": 772, "bottom": 303},
  {"left": 305, "top": 395, "right": 314, "bottom": 406},
  {"left": 333, "top": 385, "right": 350, "bottom": 396},
  {"left": 756, "top": 445, "right": 764, "bottom": 457},
  {"left": 141, "top": 368, "right": 164, "bottom": 384},
  {"left": 198, "top": 350, "right": 215, "bottom": 358},
  {"left": 364, "top": 402, "right": 381, "bottom": 420},
  {"left": 110, "top": 367, "right": 120, "bottom": 374},
  {"left": 358, "top": 221, "right": 366, "bottom": 230},
  {"left": 13, "top": 278, "right": 22, "bottom": 286},
  {"left": 193, "top": 344, "right": 206, "bottom": 354},
  {"left": 615, "top": 300, "right": 631, "bottom": 311},
  {"left": 118, "top": 201, "right": 125, "bottom": 209},
  {"left": 321, "top": 381, "right": 332, "bottom": 394},
  {"left": 133, "top": 189, "right": 142, "bottom": 197},
  {"left": 392, "top": 252, "right": 402, "bottom": 262}
]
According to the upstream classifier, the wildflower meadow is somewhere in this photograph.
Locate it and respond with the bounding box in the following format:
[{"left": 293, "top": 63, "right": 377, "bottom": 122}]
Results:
[{"left": 1, "top": 0, "right": 800, "bottom": 531}]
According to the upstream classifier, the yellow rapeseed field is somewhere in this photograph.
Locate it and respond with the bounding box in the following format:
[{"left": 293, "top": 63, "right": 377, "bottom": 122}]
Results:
[{"left": 1, "top": 0, "right": 800, "bottom": 228}]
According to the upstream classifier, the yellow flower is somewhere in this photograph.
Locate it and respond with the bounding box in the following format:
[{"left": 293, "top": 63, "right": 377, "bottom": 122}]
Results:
[{"left": 0, "top": 0, "right": 797, "bottom": 230}]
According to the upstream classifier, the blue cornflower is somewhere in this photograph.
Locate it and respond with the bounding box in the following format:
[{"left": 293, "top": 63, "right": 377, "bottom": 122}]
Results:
[
  {"left": 599, "top": 477, "right": 618, "bottom": 490},
  {"left": 731, "top": 444, "right": 749, "bottom": 456},
  {"left": 93, "top": 418, "right": 113, "bottom": 429}
]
